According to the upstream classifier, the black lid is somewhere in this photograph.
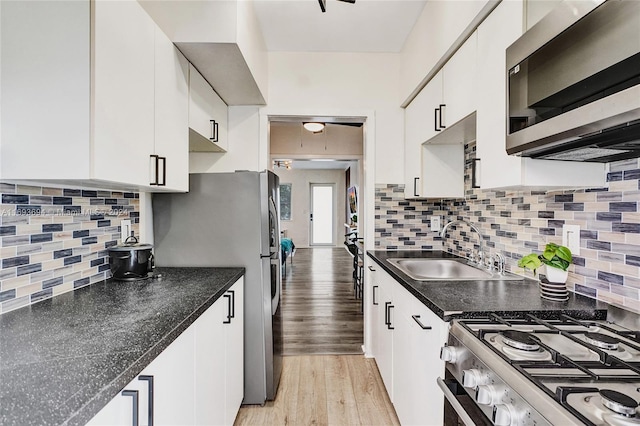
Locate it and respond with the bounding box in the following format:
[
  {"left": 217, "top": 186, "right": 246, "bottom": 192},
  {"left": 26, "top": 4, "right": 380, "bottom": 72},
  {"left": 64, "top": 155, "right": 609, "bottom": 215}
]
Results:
[{"left": 109, "top": 235, "right": 153, "bottom": 251}]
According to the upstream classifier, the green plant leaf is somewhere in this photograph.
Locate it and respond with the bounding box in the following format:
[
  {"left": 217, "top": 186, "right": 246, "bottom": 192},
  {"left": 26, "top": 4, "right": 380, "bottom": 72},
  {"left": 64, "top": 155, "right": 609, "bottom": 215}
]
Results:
[
  {"left": 542, "top": 243, "right": 558, "bottom": 261},
  {"left": 555, "top": 246, "right": 572, "bottom": 263},
  {"left": 518, "top": 254, "right": 542, "bottom": 273}
]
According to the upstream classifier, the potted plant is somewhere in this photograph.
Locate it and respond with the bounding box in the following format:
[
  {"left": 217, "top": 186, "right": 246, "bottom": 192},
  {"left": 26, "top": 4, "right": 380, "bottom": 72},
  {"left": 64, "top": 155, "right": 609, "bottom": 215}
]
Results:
[{"left": 518, "top": 242, "right": 572, "bottom": 283}]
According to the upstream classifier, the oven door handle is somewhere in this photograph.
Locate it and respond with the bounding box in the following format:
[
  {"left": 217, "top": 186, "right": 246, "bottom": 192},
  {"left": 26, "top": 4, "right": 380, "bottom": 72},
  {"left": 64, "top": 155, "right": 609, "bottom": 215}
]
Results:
[{"left": 437, "top": 377, "right": 477, "bottom": 426}]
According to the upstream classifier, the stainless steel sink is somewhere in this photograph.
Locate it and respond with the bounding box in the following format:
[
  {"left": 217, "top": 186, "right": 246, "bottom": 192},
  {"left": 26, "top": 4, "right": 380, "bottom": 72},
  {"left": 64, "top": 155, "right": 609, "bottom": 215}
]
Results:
[{"left": 386, "top": 258, "right": 524, "bottom": 281}]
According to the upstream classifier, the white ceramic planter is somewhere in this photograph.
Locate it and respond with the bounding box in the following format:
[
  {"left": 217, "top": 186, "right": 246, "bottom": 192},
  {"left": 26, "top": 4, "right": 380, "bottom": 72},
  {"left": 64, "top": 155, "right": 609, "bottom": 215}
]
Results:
[{"left": 545, "top": 265, "right": 568, "bottom": 283}]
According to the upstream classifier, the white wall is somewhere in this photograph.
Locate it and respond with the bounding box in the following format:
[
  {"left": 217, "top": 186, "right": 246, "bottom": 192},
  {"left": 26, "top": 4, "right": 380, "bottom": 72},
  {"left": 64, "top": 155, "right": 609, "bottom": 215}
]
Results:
[
  {"left": 276, "top": 168, "right": 346, "bottom": 248},
  {"left": 265, "top": 52, "right": 404, "bottom": 184}
]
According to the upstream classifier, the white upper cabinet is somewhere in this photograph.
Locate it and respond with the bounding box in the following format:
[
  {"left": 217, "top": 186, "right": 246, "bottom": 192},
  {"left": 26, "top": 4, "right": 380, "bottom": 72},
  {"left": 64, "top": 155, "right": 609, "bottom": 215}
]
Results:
[
  {"left": 0, "top": 0, "right": 190, "bottom": 192},
  {"left": 153, "top": 27, "right": 190, "bottom": 191},
  {"left": 92, "top": 0, "right": 156, "bottom": 188},
  {"left": 404, "top": 71, "right": 443, "bottom": 199},
  {"left": 475, "top": 0, "right": 605, "bottom": 189},
  {"left": 441, "top": 32, "right": 477, "bottom": 128},
  {"left": 188, "top": 64, "right": 229, "bottom": 153},
  {"left": 404, "top": 32, "right": 477, "bottom": 200}
]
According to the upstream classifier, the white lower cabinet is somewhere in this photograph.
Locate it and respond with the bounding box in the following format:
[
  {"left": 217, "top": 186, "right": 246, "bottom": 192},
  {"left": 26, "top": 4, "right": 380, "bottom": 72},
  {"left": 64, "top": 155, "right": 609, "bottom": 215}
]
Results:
[
  {"left": 392, "top": 283, "right": 448, "bottom": 426},
  {"left": 89, "top": 277, "right": 243, "bottom": 426},
  {"left": 195, "top": 278, "right": 244, "bottom": 425},
  {"left": 367, "top": 261, "right": 448, "bottom": 426}
]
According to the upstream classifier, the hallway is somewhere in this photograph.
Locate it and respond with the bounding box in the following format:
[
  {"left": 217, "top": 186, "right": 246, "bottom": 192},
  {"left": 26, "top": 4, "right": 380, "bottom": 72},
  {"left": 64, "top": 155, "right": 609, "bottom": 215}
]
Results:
[
  {"left": 233, "top": 248, "right": 400, "bottom": 425},
  {"left": 281, "top": 247, "right": 363, "bottom": 355}
]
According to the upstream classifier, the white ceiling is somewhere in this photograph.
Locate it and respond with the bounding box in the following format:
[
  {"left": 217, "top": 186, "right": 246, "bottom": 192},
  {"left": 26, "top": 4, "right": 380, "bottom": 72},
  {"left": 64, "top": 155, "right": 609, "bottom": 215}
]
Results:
[{"left": 253, "top": 0, "right": 427, "bottom": 52}]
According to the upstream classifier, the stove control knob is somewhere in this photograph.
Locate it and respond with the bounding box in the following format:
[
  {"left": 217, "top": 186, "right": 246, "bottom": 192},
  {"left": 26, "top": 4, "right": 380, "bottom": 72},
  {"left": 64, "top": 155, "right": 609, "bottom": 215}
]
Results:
[
  {"left": 461, "top": 369, "right": 485, "bottom": 388},
  {"left": 492, "top": 403, "right": 516, "bottom": 426},
  {"left": 440, "top": 346, "right": 457, "bottom": 363},
  {"left": 476, "top": 385, "right": 500, "bottom": 406}
]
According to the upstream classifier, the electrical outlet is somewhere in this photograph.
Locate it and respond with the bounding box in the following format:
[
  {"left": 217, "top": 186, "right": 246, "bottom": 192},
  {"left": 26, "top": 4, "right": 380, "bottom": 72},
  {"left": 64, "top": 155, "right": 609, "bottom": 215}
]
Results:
[
  {"left": 562, "top": 224, "right": 580, "bottom": 255},
  {"left": 431, "top": 216, "right": 441, "bottom": 232},
  {"left": 120, "top": 220, "right": 132, "bottom": 242}
]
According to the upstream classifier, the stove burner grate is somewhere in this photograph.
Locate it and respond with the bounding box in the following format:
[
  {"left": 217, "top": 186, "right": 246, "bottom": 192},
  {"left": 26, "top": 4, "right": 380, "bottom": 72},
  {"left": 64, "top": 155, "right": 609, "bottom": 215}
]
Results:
[
  {"left": 600, "top": 389, "right": 639, "bottom": 417},
  {"left": 584, "top": 332, "right": 621, "bottom": 351},
  {"left": 502, "top": 330, "right": 540, "bottom": 351}
]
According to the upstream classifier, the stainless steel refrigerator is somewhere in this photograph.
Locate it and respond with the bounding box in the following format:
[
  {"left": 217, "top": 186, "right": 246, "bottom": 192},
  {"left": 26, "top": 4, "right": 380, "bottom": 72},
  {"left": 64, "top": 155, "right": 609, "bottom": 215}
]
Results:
[{"left": 152, "top": 171, "right": 283, "bottom": 405}]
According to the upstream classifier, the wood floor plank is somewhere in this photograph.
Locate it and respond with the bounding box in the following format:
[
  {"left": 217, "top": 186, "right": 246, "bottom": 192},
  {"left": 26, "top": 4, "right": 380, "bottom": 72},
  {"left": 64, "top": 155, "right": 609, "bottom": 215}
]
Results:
[
  {"left": 263, "top": 355, "right": 300, "bottom": 425},
  {"left": 295, "top": 355, "right": 329, "bottom": 425},
  {"left": 324, "top": 355, "right": 360, "bottom": 426},
  {"left": 346, "top": 356, "right": 401, "bottom": 426},
  {"left": 282, "top": 247, "right": 363, "bottom": 355}
]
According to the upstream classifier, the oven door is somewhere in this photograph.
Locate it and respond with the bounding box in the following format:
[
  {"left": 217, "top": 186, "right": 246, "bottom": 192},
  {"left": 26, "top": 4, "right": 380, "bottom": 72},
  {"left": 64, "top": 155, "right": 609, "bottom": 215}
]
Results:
[{"left": 438, "top": 372, "right": 493, "bottom": 426}]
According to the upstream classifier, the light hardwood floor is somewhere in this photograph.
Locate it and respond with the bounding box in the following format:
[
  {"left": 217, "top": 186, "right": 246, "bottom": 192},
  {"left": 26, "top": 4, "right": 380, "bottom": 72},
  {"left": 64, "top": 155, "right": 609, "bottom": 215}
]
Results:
[
  {"left": 281, "top": 247, "right": 363, "bottom": 355},
  {"left": 234, "top": 355, "right": 400, "bottom": 426}
]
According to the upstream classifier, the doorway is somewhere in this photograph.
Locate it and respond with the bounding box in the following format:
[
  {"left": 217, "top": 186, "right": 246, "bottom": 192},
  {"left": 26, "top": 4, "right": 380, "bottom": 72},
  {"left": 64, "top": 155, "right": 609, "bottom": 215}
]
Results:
[{"left": 310, "top": 183, "right": 334, "bottom": 246}]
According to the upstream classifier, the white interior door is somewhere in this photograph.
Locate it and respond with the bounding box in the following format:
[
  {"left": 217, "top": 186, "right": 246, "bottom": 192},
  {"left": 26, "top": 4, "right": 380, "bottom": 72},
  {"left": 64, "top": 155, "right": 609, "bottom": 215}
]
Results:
[{"left": 310, "top": 184, "right": 334, "bottom": 245}]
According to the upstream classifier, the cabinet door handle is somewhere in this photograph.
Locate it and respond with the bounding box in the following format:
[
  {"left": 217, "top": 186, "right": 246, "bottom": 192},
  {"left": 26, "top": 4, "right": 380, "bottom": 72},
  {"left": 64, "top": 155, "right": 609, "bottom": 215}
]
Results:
[
  {"left": 439, "top": 104, "right": 446, "bottom": 129},
  {"left": 412, "top": 315, "right": 432, "bottom": 330},
  {"left": 210, "top": 119, "right": 219, "bottom": 142},
  {"left": 387, "top": 304, "right": 395, "bottom": 330},
  {"left": 413, "top": 177, "right": 420, "bottom": 197},
  {"left": 121, "top": 389, "right": 139, "bottom": 426},
  {"left": 149, "top": 155, "right": 159, "bottom": 186},
  {"left": 372, "top": 285, "right": 378, "bottom": 305},
  {"left": 138, "top": 375, "right": 154, "bottom": 426},
  {"left": 471, "top": 158, "right": 480, "bottom": 189},
  {"left": 223, "top": 293, "right": 232, "bottom": 324},
  {"left": 368, "top": 265, "right": 376, "bottom": 272},
  {"left": 158, "top": 156, "right": 167, "bottom": 187},
  {"left": 228, "top": 289, "right": 235, "bottom": 319},
  {"left": 384, "top": 301, "right": 390, "bottom": 325},
  {"left": 434, "top": 108, "right": 440, "bottom": 132}
]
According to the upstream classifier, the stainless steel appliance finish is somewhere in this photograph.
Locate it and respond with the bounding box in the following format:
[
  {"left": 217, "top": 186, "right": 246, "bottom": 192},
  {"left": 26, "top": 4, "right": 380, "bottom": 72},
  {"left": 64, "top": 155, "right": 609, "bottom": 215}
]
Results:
[
  {"left": 152, "top": 171, "right": 283, "bottom": 404},
  {"left": 386, "top": 258, "right": 524, "bottom": 282},
  {"left": 440, "top": 313, "right": 640, "bottom": 426},
  {"left": 506, "top": 0, "right": 640, "bottom": 162}
]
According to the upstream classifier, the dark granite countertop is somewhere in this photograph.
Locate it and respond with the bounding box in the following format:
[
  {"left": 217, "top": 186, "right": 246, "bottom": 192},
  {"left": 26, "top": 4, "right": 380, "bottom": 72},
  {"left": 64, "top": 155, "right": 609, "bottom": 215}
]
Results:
[
  {"left": 367, "top": 250, "right": 608, "bottom": 321},
  {"left": 0, "top": 267, "right": 244, "bottom": 426}
]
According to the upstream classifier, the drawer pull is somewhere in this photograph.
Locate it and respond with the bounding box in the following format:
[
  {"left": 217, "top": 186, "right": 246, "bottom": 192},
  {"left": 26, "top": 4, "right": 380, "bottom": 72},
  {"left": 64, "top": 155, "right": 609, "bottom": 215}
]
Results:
[
  {"left": 412, "top": 315, "right": 432, "bottom": 330},
  {"left": 121, "top": 389, "right": 139, "bottom": 426}
]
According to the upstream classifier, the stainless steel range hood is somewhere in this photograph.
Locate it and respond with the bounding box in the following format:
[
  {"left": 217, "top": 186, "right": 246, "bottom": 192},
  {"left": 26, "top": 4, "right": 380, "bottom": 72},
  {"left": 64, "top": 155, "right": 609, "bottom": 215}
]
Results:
[{"left": 506, "top": 0, "right": 640, "bottom": 162}]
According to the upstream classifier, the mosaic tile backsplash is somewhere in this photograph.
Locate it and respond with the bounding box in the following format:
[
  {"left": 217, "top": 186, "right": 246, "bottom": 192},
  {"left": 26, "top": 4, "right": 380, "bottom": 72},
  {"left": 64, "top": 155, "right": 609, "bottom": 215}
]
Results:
[
  {"left": 0, "top": 183, "right": 140, "bottom": 314},
  {"left": 375, "top": 149, "right": 640, "bottom": 313}
]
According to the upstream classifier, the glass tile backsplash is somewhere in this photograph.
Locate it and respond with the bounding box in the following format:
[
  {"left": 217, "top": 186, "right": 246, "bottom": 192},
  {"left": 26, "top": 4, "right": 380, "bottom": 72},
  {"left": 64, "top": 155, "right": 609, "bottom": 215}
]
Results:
[
  {"left": 0, "top": 183, "right": 139, "bottom": 313},
  {"left": 375, "top": 147, "right": 640, "bottom": 313}
]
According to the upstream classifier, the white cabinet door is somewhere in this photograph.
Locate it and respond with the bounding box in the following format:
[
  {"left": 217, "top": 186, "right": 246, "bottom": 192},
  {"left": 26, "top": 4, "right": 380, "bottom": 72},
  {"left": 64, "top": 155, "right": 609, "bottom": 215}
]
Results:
[
  {"left": 364, "top": 259, "right": 381, "bottom": 358},
  {"left": 442, "top": 31, "right": 477, "bottom": 127},
  {"left": 404, "top": 71, "right": 443, "bottom": 199},
  {"left": 194, "top": 277, "right": 244, "bottom": 426},
  {"left": 188, "top": 64, "right": 229, "bottom": 152},
  {"left": 88, "top": 326, "right": 196, "bottom": 426},
  {"left": 194, "top": 293, "right": 227, "bottom": 426},
  {"left": 390, "top": 283, "right": 414, "bottom": 419},
  {"left": 224, "top": 278, "right": 244, "bottom": 424},
  {"left": 88, "top": 379, "right": 145, "bottom": 426},
  {"left": 92, "top": 0, "right": 155, "bottom": 187},
  {"left": 0, "top": 0, "right": 91, "bottom": 181},
  {"left": 153, "top": 27, "right": 189, "bottom": 191},
  {"left": 393, "top": 285, "right": 447, "bottom": 426},
  {"left": 476, "top": 1, "right": 604, "bottom": 189},
  {"left": 376, "top": 270, "right": 395, "bottom": 399},
  {"left": 141, "top": 326, "right": 196, "bottom": 425}
]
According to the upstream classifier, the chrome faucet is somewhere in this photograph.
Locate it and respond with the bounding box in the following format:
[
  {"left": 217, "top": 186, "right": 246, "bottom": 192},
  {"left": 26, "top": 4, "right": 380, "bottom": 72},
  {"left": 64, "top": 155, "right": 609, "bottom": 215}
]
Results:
[{"left": 439, "top": 219, "right": 485, "bottom": 265}]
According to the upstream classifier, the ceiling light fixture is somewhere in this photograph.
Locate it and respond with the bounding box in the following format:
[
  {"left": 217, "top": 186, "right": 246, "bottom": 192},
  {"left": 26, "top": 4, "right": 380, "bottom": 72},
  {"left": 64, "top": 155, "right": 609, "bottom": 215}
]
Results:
[{"left": 303, "top": 122, "right": 325, "bottom": 133}]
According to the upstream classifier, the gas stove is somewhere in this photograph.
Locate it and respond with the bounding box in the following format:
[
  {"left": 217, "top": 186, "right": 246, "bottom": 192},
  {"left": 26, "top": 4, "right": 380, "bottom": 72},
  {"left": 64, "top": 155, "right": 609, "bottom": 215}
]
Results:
[{"left": 440, "top": 311, "right": 640, "bottom": 426}]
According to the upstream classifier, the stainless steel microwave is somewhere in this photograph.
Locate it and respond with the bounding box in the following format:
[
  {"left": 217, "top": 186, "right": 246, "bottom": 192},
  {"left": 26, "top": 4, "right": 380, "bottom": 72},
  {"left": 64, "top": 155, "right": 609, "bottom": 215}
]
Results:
[{"left": 506, "top": 0, "right": 640, "bottom": 162}]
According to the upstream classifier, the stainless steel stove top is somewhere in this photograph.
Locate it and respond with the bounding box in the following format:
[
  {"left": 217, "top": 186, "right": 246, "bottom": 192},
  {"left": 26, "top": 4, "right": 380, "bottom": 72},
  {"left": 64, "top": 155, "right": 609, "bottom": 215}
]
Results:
[{"left": 442, "top": 311, "right": 640, "bottom": 426}]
